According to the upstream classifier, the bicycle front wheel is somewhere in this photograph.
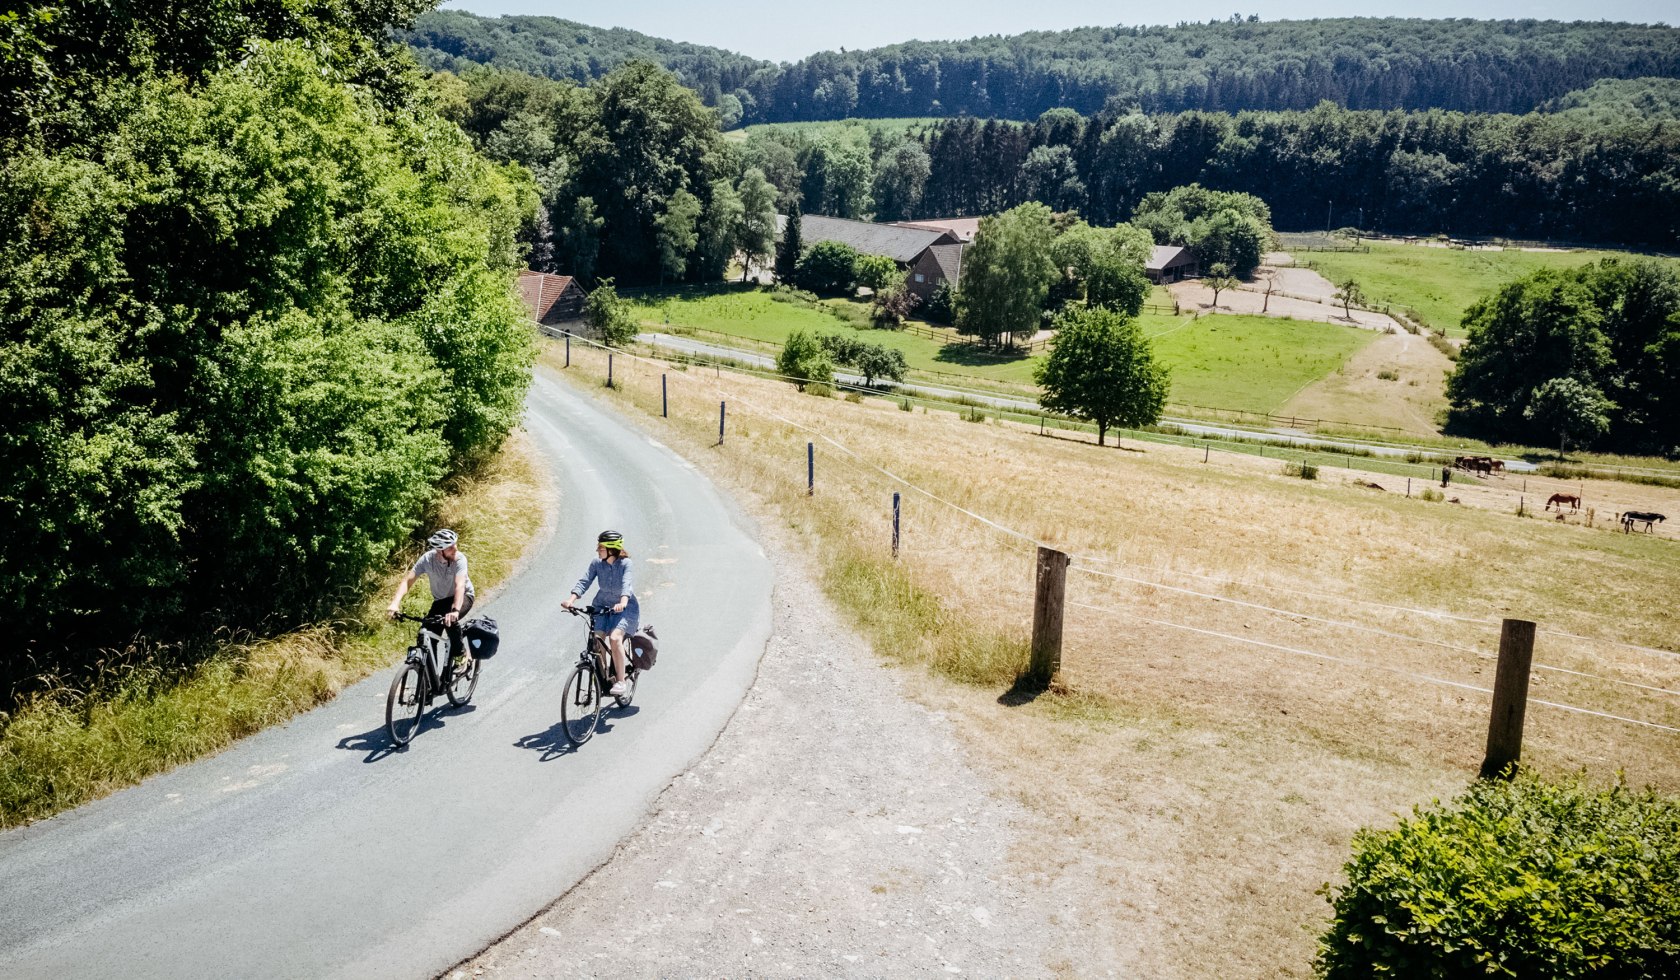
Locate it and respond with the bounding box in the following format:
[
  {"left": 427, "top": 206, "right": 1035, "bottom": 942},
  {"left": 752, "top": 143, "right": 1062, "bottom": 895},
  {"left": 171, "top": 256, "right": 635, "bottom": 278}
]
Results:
[
  {"left": 446, "top": 658, "right": 479, "bottom": 708},
  {"left": 386, "top": 661, "right": 426, "bottom": 746},
  {"left": 561, "top": 664, "right": 600, "bottom": 746}
]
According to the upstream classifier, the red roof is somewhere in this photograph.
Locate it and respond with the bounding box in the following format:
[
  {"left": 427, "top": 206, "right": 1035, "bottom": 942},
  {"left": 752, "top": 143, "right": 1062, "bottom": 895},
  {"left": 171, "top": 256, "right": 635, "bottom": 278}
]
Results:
[{"left": 517, "top": 270, "right": 585, "bottom": 324}]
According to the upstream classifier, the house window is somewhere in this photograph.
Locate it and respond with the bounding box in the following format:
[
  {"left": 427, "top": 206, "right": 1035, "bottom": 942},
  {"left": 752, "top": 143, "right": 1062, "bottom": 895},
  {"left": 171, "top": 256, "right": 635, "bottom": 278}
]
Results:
[{"left": 914, "top": 273, "right": 925, "bottom": 282}]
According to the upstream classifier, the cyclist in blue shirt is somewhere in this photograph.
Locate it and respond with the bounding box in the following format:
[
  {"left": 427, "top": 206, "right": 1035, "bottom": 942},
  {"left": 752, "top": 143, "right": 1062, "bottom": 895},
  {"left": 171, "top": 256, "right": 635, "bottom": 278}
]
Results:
[{"left": 562, "top": 530, "right": 639, "bottom": 697}]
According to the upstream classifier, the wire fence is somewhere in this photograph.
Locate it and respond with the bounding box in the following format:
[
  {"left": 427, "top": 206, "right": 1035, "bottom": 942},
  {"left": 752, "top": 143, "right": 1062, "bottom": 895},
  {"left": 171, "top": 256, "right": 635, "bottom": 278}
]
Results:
[{"left": 543, "top": 327, "right": 1680, "bottom": 752}]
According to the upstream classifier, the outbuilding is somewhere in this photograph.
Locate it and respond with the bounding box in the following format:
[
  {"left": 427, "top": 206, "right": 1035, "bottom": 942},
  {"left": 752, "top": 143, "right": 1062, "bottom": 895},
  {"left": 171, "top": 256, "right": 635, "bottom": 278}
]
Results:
[{"left": 1145, "top": 245, "right": 1199, "bottom": 284}]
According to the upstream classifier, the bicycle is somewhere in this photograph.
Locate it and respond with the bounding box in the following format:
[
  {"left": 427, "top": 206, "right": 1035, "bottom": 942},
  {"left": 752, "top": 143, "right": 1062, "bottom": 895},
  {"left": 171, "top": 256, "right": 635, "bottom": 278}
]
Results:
[
  {"left": 385, "top": 612, "right": 480, "bottom": 746},
  {"left": 559, "top": 605, "right": 642, "bottom": 746}
]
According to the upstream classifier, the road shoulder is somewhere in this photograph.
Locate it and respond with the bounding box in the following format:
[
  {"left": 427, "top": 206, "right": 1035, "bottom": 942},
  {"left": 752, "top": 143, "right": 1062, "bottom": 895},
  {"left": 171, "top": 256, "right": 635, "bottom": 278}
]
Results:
[{"left": 455, "top": 519, "right": 1058, "bottom": 977}]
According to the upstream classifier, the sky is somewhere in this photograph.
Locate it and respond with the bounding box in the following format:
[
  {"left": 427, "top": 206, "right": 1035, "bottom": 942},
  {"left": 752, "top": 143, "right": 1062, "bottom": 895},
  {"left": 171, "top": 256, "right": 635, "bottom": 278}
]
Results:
[{"left": 440, "top": 0, "right": 1675, "bottom": 63}]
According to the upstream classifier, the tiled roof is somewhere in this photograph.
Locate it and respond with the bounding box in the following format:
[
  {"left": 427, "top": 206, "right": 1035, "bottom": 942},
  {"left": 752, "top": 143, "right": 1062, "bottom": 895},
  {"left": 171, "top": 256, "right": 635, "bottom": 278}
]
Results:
[
  {"left": 777, "top": 214, "right": 958, "bottom": 264},
  {"left": 517, "top": 270, "right": 584, "bottom": 324},
  {"left": 924, "top": 244, "right": 965, "bottom": 286},
  {"left": 1147, "top": 245, "right": 1195, "bottom": 271},
  {"left": 893, "top": 217, "right": 980, "bottom": 243}
]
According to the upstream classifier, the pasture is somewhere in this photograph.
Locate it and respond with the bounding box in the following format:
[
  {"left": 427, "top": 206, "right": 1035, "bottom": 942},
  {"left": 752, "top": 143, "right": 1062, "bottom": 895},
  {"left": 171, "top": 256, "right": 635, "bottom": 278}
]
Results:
[
  {"left": 548, "top": 336, "right": 1680, "bottom": 977},
  {"left": 627, "top": 287, "right": 1380, "bottom": 416},
  {"left": 727, "top": 117, "right": 954, "bottom": 143},
  {"left": 1297, "top": 240, "right": 1674, "bottom": 337}
]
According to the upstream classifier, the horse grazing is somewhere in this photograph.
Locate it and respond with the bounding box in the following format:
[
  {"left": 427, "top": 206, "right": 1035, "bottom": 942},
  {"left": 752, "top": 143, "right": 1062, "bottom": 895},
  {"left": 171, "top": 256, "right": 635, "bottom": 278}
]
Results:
[
  {"left": 1545, "top": 493, "right": 1581, "bottom": 512},
  {"left": 1620, "top": 511, "right": 1667, "bottom": 533}
]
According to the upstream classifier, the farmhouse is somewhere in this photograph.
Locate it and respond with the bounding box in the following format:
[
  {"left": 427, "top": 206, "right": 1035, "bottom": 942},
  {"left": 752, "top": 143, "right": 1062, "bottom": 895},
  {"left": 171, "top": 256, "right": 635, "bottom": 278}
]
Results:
[
  {"left": 1146, "top": 245, "right": 1199, "bottom": 284},
  {"left": 778, "top": 214, "right": 960, "bottom": 266},
  {"left": 517, "top": 270, "right": 587, "bottom": 330},
  {"left": 907, "top": 243, "right": 965, "bottom": 302}
]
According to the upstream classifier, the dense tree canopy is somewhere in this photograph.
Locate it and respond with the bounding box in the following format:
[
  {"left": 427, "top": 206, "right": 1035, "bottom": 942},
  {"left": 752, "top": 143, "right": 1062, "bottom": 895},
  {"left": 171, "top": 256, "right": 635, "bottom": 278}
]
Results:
[
  {"left": 405, "top": 14, "right": 1680, "bottom": 123},
  {"left": 3, "top": 13, "right": 536, "bottom": 698},
  {"left": 957, "top": 203, "right": 1059, "bottom": 346},
  {"left": 1445, "top": 260, "right": 1680, "bottom": 454}
]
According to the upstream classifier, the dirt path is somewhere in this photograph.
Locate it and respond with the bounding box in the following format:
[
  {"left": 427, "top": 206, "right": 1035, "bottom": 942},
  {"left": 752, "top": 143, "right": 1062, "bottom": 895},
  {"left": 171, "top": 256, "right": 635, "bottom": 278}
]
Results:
[
  {"left": 454, "top": 523, "right": 1078, "bottom": 978},
  {"left": 1169, "top": 257, "right": 1404, "bottom": 332}
]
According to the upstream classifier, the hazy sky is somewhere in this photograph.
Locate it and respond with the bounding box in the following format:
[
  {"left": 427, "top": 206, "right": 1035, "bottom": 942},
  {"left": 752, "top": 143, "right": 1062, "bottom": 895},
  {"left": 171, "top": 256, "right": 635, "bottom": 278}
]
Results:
[{"left": 439, "top": 1, "right": 1675, "bottom": 63}]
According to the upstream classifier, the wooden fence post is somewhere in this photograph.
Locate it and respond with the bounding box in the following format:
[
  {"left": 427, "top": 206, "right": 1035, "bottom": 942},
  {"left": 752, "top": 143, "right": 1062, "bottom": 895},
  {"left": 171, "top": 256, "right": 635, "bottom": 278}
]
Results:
[
  {"left": 807, "top": 442, "right": 814, "bottom": 496},
  {"left": 891, "top": 492, "right": 900, "bottom": 559},
  {"left": 718, "top": 401, "right": 725, "bottom": 445},
  {"left": 607, "top": 353, "right": 613, "bottom": 388},
  {"left": 1480, "top": 618, "right": 1537, "bottom": 780},
  {"left": 565, "top": 333, "right": 571, "bottom": 367},
  {"left": 662, "top": 374, "right": 668, "bottom": 418},
  {"left": 1029, "top": 547, "right": 1070, "bottom": 687}
]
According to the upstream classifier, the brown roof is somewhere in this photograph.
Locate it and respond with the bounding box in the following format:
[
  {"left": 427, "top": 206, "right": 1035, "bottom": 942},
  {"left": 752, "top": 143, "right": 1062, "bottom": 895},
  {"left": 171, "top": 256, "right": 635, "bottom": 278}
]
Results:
[
  {"left": 518, "top": 270, "right": 585, "bottom": 324},
  {"left": 777, "top": 214, "right": 959, "bottom": 264},
  {"left": 1146, "top": 245, "right": 1196, "bottom": 271},
  {"left": 893, "top": 217, "right": 980, "bottom": 243}
]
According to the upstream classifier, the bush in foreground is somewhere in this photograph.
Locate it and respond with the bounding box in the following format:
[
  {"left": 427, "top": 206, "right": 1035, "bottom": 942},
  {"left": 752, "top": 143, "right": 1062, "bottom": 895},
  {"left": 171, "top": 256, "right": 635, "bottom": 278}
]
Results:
[{"left": 1316, "top": 769, "right": 1680, "bottom": 978}]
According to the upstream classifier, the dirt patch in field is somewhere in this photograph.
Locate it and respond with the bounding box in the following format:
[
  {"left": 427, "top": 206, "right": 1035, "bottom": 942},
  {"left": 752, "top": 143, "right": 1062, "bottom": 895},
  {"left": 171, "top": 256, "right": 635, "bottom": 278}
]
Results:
[
  {"left": 1168, "top": 266, "right": 1402, "bottom": 333},
  {"left": 1279, "top": 331, "right": 1453, "bottom": 437}
]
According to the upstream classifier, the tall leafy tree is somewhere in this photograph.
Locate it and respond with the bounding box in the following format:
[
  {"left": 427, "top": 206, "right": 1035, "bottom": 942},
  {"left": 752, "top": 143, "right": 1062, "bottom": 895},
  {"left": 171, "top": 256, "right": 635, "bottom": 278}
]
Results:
[
  {"left": 735, "top": 167, "right": 778, "bottom": 281},
  {"left": 872, "top": 140, "right": 932, "bottom": 221},
  {"left": 654, "top": 187, "right": 702, "bottom": 284},
  {"left": 1036, "top": 306, "right": 1170, "bottom": 447},
  {"left": 695, "top": 178, "right": 743, "bottom": 281},
  {"left": 957, "top": 203, "right": 1059, "bottom": 346}
]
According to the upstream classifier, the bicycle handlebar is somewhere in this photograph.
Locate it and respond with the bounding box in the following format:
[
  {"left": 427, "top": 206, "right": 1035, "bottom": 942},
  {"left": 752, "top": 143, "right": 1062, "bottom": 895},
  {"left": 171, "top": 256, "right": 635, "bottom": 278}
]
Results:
[
  {"left": 563, "top": 605, "right": 615, "bottom": 617},
  {"left": 391, "top": 612, "right": 450, "bottom": 626}
]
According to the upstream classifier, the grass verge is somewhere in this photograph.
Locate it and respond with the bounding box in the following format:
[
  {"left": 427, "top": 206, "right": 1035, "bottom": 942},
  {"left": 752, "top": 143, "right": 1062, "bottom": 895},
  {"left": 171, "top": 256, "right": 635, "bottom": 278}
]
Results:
[{"left": 0, "top": 430, "right": 551, "bottom": 827}]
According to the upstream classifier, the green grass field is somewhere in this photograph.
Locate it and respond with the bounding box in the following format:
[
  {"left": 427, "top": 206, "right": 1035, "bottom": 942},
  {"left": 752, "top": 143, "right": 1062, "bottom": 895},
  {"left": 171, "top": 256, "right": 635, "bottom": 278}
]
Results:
[
  {"left": 1147, "top": 314, "right": 1377, "bottom": 413},
  {"left": 627, "top": 287, "right": 1377, "bottom": 415},
  {"left": 1298, "top": 241, "right": 1673, "bottom": 337}
]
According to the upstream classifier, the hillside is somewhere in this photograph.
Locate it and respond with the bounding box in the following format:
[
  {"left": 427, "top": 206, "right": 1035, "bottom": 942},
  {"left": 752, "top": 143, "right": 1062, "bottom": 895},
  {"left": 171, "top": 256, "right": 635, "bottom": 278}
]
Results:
[{"left": 404, "top": 14, "right": 1680, "bottom": 122}]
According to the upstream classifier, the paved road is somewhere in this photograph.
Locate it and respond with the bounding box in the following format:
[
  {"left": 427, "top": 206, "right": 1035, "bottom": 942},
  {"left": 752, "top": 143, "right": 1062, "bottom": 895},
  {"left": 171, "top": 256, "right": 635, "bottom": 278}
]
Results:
[
  {"left": 637, "top": 332, "right": 1537, "bottom": 472},
  {"left": 0, "top": 371, "right": 773, "bottom": 979}
]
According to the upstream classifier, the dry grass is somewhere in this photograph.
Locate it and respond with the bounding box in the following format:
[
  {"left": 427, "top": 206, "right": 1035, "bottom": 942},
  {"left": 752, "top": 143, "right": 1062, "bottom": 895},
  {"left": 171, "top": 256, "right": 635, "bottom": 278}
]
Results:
[
  {"left": 547, "top": 341, "right": 1680, "bottom": 977},
  {"left": 1280, "top": 330, "right": 1454, "bottom": 436},
  {"left": 0, "top": 431, "right": 552, "bottom": 826}
]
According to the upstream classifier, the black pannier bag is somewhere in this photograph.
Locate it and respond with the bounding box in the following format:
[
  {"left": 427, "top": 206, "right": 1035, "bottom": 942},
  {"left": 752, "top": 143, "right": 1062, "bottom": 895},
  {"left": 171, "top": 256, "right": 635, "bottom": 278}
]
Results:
[
  {"left": 630, "top": 626, "right": 658, "bottom": 671},
  {"left": 463, "top": 617, "right": 500, "bottom": 659}
]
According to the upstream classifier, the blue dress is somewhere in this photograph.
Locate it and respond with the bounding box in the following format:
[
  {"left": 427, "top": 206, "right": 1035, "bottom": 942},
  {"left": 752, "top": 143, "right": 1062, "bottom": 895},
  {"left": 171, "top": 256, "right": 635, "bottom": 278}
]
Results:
[{"left": 572, "top": 556, "right": 640, "bottom": 635}]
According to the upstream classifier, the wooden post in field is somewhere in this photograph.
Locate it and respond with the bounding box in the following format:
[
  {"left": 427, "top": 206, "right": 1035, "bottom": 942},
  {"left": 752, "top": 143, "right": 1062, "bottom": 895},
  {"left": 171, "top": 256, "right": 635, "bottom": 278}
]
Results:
[
  {"left": 807, "top": 442, "right": 814, "bottom": 496},
  {"left": 607, "top": 353, "right": 614, "bottom": 388},
  {"left": 1029, "top": 547, "right": 1070, "bottom": 687},
  {"left": 662, "top": 374, "right": 668, "bottom": 418},
  {"left": 1480, "top": 618, "right": 1537, "bottom": 780},
  {"left": 891, "top": 492, "right": 901, "bottom": 559},
  {"left": 565, "top": 333, "right": 571, "bottom": 367},
  {"left": 718, "top": 401, "right": 726, "bottom": 445}
]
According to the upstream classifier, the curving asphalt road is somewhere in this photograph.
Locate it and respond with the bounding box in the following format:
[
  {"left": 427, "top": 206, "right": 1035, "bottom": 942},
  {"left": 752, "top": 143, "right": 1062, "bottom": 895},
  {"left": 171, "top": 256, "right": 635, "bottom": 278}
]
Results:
[{"left": 0, "top": 370, "right": 773, "bottom": 979}]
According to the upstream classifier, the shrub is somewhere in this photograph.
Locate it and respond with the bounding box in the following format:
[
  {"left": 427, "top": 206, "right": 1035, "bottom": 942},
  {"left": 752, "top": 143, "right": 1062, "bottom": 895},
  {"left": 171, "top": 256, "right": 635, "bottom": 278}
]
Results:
[
  {"left": 1419, "top": 486, "right": 1444, "bottom": 502},
  {"left": 776, "top": 330, "right": 834, "bottom": 391},
  {"left": 1284, "top": 461, "right": 1319, "bottom": 479},
  {"left": 796, "top": 240, "right": 861, "bottom": 294},
  {"left": 1317, "top": 770, "right": 1680, "bottom": 979},
  {"left": 1377, "top": 369, "right": 1399, "bottom": 381}
]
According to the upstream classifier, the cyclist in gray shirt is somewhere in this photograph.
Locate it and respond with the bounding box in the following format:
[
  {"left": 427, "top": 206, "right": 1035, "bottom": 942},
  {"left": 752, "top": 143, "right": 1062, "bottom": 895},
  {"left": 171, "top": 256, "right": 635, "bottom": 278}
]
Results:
[
  {"left": 387, "top": 529, "right": 476, "bottom": 669},
  {"left": 562, "top": 529, "right": 639, "bottom": 697}
]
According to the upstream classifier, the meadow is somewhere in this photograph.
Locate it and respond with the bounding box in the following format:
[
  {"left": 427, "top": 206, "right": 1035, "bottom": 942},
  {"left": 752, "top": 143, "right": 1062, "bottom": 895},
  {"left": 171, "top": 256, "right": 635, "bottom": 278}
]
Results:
[
  {"left": 1298, "top": 240, "right": 1674, "bottom": 337},
  {"left": 727, "top": 117, "right": 953, "bottom": 143},
  {"left": 548, "top": 336, "right": 1680, "bottom": 976},
  {"left": 627, "top": 286, "right": 1377, "bottom": 415}
]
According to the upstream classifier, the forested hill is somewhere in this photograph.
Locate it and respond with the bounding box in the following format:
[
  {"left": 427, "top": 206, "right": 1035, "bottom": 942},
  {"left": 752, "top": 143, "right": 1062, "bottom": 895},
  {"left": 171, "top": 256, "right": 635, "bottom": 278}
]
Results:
[
  {"left": 400, "top": 10, "right": 769, "bottom": 105},
  {"left": 402, "top": 14, "right": 1680, "bottom": 122}
]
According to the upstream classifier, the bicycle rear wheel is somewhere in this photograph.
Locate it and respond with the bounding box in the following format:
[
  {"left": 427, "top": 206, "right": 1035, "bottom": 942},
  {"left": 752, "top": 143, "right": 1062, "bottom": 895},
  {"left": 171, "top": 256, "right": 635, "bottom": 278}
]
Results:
[
  {"left": 386, "top": 661, "right": 426, "bottom": 746},
  {"left": 561, "top": 663, "right": 600, "bottom": 746},
  {"left": 446, "top": 657, "right": 479, "bottom": 707},
  {"left": 612, "top": 669, "right": 637, "bottom": 709}
]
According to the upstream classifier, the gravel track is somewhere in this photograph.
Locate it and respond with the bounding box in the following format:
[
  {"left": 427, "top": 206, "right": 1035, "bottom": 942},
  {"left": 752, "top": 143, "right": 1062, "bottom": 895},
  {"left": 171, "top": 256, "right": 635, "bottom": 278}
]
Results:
[{"left": 455, "top": 525, "right": 1071, "bottom": 978}]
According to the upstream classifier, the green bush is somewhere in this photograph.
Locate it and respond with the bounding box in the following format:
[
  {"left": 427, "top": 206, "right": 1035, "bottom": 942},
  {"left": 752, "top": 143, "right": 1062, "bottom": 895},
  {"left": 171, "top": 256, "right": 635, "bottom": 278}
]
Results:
[
  {"left": 1317, "top": 770, "right": 1680, "bottom": 979},
  {"left": 796, "top": 240, "right": 861, "bottom": 294},
  {"left": 776, "top": 330, "right": 834, "bottom": 391}
]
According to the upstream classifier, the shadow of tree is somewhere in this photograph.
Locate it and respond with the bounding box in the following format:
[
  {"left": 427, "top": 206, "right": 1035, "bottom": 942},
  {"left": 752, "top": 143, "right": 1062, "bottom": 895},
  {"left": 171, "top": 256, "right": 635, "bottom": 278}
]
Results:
[{"left": 933, "top": 343, "right": 1034, "bottom": 368}]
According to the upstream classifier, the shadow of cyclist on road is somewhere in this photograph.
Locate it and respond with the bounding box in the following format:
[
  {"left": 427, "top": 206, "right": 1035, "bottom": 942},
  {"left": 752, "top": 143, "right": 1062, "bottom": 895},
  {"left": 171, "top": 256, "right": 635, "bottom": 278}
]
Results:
[{"left": 337, "top": 704, "right": 474, "bottom": 761}]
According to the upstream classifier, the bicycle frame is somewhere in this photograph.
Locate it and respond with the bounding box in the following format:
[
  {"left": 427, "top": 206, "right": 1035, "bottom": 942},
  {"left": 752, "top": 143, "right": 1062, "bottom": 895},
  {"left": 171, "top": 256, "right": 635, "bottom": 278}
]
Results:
[{"left": 407, "top": 620, "right": 452, "bottom": 689}]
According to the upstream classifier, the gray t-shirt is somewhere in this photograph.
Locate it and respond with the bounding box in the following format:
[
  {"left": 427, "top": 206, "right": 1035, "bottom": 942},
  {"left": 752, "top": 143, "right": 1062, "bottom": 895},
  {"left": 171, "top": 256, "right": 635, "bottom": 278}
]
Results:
[{"left": 411, "top": 548, "right": 475, "bottom": 602}]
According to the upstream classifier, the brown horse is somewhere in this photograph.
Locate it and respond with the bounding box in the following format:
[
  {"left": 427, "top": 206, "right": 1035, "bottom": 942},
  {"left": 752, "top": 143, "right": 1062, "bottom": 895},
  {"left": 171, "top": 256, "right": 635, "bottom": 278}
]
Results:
[{"left": 1545, "top": 493, "right": 1581, "bottom": 512}]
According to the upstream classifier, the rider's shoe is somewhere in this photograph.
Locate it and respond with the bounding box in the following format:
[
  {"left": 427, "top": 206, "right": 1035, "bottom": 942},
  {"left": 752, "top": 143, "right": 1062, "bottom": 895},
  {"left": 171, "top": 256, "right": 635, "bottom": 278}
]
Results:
[{"left": 609, "top": 680, "right": 628, "bottom": 697}]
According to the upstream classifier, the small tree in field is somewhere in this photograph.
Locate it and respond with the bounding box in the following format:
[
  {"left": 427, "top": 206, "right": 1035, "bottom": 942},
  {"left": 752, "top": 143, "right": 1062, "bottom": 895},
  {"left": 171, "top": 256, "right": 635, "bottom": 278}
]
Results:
[
  {"left": 584, "top": 278, "right": 638, "bottom": 347},
  {"left": 1526, "top": 376, "right": 1614, "bottom": 457},
  {"left": 1205, "top": 261, "right": 1240, "bottom": 309},
  {"left": 853, "top": 344, "right": 907, "bottom": 386},
  {"left": 1335, "top": 277, "right": 1364, "bottom": 318},
  {"left": 1036, "top": 306, "right": 1170, "bottom": 447},
  {"left": 776, "top": 329, "right": 834, "bottom": 391},
  {"left": 796, "top": 240, "right": 860, "bottom": 295},
  {"left": 853, "top": 253, "right": 899, "bottom": 294}
]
